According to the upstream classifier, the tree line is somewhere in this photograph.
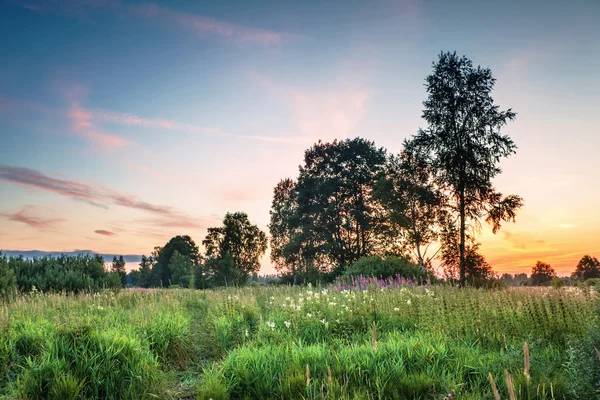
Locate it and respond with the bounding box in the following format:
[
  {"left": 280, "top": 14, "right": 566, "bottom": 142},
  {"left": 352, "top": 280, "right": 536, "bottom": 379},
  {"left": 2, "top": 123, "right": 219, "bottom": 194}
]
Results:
[{"left": 1, "top": 51, "right": 595, "bottom": 293}]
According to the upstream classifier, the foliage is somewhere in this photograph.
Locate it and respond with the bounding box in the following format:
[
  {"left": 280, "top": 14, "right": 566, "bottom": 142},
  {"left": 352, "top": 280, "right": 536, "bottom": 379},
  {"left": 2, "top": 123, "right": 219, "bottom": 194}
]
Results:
[
  {"left": 203, "top": 212, "right": 268, "bottom": 287},
  {"left": 155, "top": 236, "right": 201, "bottom": 287},
  {"left": 551, "top": 277, "right": 566, "bottom": 288},
  {"left": 269, "top": 138, "right": 389, "bottom": 278},
  {"left": 375, "top": 148, "right": 447, "bottom": 272},
  {"left": 572, "top": 255, "right": 600, "bottom": 281},
  {"left": 530, "top": 261, "right": 557, "bottom": 286},
  {"left": 111, "top": 255, "right": 127, "bottom": 288},
  {"left": 6, "top": 254, "right": 120, "bottom": 293},
  {"left": 342, "top": 255, "right": 426, "bottom": 281},
  {"left": 169, "top": 250, "right": 193, "bottom": 288},
  {"left": 137, "top": 255, "right": 155, "bottom": 288},
  {"left": 0, "top": 252, "right": 17, "bottom": 298},
  {"left": 409, "top": 51, "right": 523, "bottom": 285},
  {"left": 440, "top": 224, "right": 495, "bottom": 285}
]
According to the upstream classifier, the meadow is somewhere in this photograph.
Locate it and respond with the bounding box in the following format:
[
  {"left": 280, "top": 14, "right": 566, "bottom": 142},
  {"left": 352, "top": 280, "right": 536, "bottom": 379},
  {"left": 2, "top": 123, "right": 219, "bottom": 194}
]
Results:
[{"left": 0, "top": 283, "right": 598, "bottom": 399}]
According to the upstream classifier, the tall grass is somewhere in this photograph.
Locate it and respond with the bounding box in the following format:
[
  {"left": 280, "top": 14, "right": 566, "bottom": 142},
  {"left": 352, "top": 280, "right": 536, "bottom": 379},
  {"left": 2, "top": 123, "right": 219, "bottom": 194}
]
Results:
[{"left": 0, "top": 285, "right": 597, "bottom": 399}]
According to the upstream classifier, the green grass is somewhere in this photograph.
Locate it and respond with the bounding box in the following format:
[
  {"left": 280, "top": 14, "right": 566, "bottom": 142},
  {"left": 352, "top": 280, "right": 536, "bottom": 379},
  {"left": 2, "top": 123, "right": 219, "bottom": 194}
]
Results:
[{"left": 0, "top": 285, "right": 598, "bottom": 399}]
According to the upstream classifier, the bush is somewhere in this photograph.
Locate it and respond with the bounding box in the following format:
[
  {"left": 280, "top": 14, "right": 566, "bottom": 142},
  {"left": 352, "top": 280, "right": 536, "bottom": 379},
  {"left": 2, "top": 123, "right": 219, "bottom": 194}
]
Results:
[
  {"left": 585, "top": 278, "right": 600, "bottom": 287},
  {"left": 8, "top": 254, "right": 121, "bottom": 294},
  {"left": 551, "top": 277, "right": 566, "bottom": 288},
  {"left": 343, "top": 255, "right": 426, "bottom": 281}
]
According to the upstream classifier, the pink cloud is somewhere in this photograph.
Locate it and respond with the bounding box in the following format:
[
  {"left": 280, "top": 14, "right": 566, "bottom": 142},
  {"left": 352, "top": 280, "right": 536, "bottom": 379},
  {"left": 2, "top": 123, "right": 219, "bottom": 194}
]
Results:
[
  {"left": 0, "top": 164, "right": 175, "bottom": 215},
  {"left": 2, "top": 206, "right": 63, "bottom": 231},
  {"left": 67, "top": 102, "right": 127, "bottom": 149},
  {"left": 251, "top": 73, "right": 370, "bottom": 143}
]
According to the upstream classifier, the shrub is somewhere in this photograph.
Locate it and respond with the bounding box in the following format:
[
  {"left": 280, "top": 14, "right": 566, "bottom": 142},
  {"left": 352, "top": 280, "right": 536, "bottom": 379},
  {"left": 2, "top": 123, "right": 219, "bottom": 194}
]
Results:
[
  {"left": 585, "top": 278, "right": 600, "bottom": 287},
  {"left": 551, "top": 277, "right": 566, "bottom": 288},
  {"left": 343, "top": 255, "right": 426, "bottom": 281},
  {"left": 9, "top": 254, "right": 120, "bottom": 294}
]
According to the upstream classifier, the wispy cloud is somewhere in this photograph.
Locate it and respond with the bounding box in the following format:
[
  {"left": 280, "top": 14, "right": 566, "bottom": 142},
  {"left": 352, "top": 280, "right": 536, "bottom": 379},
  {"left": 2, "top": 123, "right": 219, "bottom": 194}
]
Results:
[
  {"left": 94, "top": 229, "right": 116, "bottom": 236},
  {"left": 2, "top": 206, "right": 63, "bottom": 231},
  {"left": 0, "top": 164, "right": 173, "bottom": 215},
  {"left": 132, "top": 3, "right": 282, "bottom": 45},
  {"left": 17, "top": 0, "right": 285, "bottom": 45},
  {"left": 67, "top": 102, "right": 128, "bottom": 149}
]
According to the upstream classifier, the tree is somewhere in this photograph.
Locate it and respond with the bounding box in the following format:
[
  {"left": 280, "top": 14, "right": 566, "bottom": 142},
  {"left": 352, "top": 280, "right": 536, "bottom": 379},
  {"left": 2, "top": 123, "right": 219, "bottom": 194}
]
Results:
[
  {"left": 155, "top": 236, "right": 200, "bottom": 287},
  {"left": 203, "top": 212, "right": 267, "bottom": 287},
  {"left": 269, "top": 178, "right": 308, "bottom": 278},
  {"left": 375, "top": 146, "right": 447, "bottom": 272},
  {"left": 111, "top": 255, "right": 127, "bottom": 288},
  {"left": 530, "top": 261, "right": 556, "bottom": 286},
  {"left": 409, "top": 51, "right": 524, "bottom": 285},
  {"left": 571, "top": 255, "right": 600, "bottom": 281},
  {"left": 269, "top": 138, "right": 389, "bottom": 280},
  {"left": 138, "top": 255, "right": 154, "bottom": 288},
  {"left": 0, "top": 251, "right": 16, "bottom": 298},
  {"left": 439, "top": 224, "right": 494, "bottom": 283},
  {"left": 168, "top": 250, "right": 193, "bottom": 288}
]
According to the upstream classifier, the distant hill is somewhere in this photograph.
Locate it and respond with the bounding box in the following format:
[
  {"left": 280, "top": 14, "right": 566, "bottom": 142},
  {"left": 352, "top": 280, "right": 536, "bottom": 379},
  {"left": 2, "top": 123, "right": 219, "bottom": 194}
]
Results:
[{"left": 0, "top": 249, "right": 143, "bottom": 263}]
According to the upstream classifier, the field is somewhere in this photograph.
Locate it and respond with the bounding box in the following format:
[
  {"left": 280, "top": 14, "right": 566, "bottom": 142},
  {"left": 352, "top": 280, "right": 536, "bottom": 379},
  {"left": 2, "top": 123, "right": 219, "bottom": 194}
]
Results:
[{"left": 1, "top": 284, "right": 599, "bottom": 399}]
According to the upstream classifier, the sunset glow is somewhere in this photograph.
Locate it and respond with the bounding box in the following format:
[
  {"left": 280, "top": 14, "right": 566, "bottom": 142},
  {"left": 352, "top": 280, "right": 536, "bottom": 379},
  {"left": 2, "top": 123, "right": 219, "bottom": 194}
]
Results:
[{"left": 1, "top": 0, "right": 599, "bottom": 276}]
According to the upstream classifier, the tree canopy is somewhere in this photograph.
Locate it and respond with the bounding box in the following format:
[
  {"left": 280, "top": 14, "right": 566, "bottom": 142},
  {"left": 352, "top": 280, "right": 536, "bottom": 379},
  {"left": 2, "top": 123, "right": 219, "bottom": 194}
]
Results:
[
  {"left": 408, "top": 51, "right": 523, "bottom": 285},
  {"left": 571, "top": 255, "right": 600, "bottom": 281},
  {"left": 203, "top": 212, "right": 268, "bottom": 286},
  {"left": 155, "top": 235, "right": 201, "bottom": 287},
  {"left": 269, "top": 137, "right": 389, "bottom": 279},
  {"left": 530, "top": 261, "right": 556, "bottom": 286}
]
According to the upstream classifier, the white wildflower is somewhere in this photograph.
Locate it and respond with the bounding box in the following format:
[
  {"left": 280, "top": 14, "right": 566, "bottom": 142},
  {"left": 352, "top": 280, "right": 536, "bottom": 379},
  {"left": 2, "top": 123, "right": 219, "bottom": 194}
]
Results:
[
  {"left": 394, "top": 307, "right": 400, "bottom": 311},
  {"left": 284, "top": 321, "right": 291, "bottom": 328}
]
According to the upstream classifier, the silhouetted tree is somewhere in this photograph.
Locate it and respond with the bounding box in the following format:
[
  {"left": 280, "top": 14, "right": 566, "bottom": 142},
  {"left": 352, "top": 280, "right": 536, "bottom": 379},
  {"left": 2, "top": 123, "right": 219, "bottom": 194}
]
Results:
[
  {"left": 409, "top": 51, "right": 524, "bottom": 285},
  {"left": 269, "top": 138, "right": 389, "bottom": 278},
  {"left": 111, "top": 255, "right": 127, "bottom": 288},
  {"left": 440, "top": 224, "right": 494, "bottom": 283},
  {"left": 530, "top": 261, "right": 556, "bottom": 286},
  {"left": 375, "top": 145, "right": 447, "bottom": 272},
  {"left": 203, "top": 212, "right": 267, "bottom": 287},
  {"left": 571, "top": 255, "right": 600, "bottom": 281},
  {"left": 155, "top": 236, "right": 200, "bottom": 287}
]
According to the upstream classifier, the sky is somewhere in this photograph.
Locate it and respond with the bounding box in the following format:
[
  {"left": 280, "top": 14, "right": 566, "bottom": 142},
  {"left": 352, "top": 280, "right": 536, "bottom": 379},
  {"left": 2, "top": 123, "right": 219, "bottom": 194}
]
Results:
[{"left": 0, "top": 0, "right": 599, "bottom": 276}]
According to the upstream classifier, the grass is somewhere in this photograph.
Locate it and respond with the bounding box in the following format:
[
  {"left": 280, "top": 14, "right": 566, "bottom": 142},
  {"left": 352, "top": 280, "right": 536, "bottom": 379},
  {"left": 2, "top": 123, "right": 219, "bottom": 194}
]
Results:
[{"left": 0, "top": 285, "right": 598, "bottom": 399}]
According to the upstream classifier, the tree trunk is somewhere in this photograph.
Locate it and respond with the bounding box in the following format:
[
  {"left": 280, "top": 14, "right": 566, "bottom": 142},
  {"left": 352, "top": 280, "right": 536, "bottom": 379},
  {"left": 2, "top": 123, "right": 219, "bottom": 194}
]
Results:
[{"left": 459, "top": 189, "right": 466, "bottom": 286}]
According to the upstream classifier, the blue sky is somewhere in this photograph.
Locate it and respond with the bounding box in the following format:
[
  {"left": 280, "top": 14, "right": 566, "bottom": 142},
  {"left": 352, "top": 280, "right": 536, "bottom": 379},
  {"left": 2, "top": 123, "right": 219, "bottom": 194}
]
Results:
[{"left": 1, "top": 0, "right": 599, "bottom": 274}]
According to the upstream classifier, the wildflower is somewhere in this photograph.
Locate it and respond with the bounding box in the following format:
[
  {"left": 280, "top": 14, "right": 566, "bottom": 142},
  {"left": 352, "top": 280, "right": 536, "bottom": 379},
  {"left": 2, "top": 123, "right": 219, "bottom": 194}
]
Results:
[
  {"left": 328, "top": 302, "right": 337, "bottom": 306},
  {"left": 245, "top": 329, "right": 249, "bottom": 337},
  {"left": 307, "top": 313, "right": 312, "bottom": 318},
  {"left": 295, "top": 305, "right": 302, "bottom": 311},
  {"left": 266, "top": 321, "right": 275, "bottom": 330},
  {"left": 320, "top": 318, "right": 326, "bottom": 324},
  {"left": 270, "top": 296, "right": 275, "bottom": 300},
  {"left": 284, "top": 321, "right": 291, "bottom": 328},
  {"left": 394, "top": 307, "right": 400, "bottom": 311},
  {"left": 407, "top": 300, "right": 412, "bottom": 305},
  {"left": 285, "top": 296, "right": 291, "bottom": 301}
]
